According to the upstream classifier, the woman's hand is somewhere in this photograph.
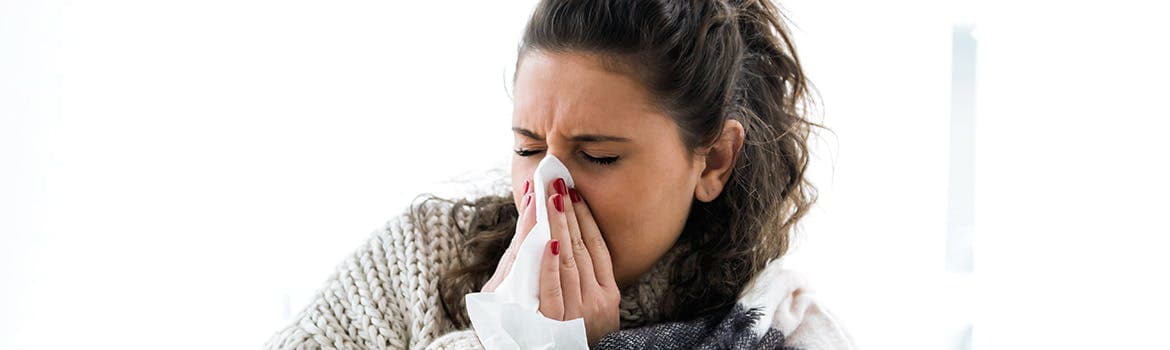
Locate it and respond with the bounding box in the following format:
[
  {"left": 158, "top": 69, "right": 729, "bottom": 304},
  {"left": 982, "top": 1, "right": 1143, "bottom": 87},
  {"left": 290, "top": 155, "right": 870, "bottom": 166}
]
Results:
[
  {"left": 479, "top": 177, "right": 620, "bottom": 346},
  {"left": 481, "top": 179, "right": 538, "bottom": 293},
  {"left": 538, "top": 178, "right": 620, "bottom": 346}
]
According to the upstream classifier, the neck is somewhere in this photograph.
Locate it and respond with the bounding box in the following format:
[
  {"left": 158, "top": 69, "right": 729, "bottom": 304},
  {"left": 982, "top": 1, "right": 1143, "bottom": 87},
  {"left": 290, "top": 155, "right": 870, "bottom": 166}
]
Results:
[{"left": 616, "top": 242, "right": 688, "bottom": 328}]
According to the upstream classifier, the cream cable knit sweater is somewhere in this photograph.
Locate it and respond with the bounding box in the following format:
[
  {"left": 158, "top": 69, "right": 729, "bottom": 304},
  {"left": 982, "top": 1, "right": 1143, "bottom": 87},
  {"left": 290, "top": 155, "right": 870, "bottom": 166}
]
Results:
[{"left": 265, "top": 199, "right": 853, "bottom": 349}]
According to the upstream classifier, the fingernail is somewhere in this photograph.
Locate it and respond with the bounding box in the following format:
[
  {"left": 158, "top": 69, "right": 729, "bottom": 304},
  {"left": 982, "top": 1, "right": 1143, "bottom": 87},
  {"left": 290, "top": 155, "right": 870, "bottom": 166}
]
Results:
[
  {"left": 522, "top": 180, "right": 531, "bottom": 194},
  {"left": 551, "top": 240, "right": 560, "bottom": 255},
  {"left": 553, "top": 194, "right": 564, "bottom": 212},
  {"left": 568, "top": 188, "right": 581, "bottom": 203},
  {"left": 553, "top": 178, "right": 567, "bottom": 196},
  {"left": 524, "top": 193, "right": 533, "bottom": 207}
]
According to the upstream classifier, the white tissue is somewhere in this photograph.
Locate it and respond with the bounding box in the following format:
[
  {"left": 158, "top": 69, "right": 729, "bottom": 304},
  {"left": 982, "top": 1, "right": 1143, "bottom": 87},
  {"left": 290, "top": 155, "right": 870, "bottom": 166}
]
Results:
[{"left": 464, "top": 155, "right": 590, "bottom": 349}]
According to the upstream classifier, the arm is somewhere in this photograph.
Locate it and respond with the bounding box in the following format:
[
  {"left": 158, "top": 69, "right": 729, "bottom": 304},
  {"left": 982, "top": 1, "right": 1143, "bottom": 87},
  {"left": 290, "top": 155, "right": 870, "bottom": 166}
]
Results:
[
  {"left": 422, "top": 330, "right": 483, "bottom": 350},
  {"left": 266, "top": 200, "right": 470, "bottom": 349}
]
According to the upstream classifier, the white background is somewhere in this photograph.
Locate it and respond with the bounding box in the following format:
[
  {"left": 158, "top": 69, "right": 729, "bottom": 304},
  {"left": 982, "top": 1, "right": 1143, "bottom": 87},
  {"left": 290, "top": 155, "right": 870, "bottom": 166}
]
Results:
[{"left": 2, "top": 0, "right": 1167, "bottom": 348}]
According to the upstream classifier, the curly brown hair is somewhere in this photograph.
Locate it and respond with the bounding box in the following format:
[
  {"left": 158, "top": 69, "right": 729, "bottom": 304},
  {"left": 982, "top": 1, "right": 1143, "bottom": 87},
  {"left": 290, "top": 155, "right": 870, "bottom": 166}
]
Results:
[{"left": 424, "top": 0, "right": 818, "bottom": 328}]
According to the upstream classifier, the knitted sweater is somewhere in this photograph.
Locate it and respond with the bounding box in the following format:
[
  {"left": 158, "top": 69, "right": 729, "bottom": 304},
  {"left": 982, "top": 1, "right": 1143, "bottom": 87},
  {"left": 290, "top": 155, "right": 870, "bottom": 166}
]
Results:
[{"left": 265, "top": 199, "right": 854, "bottom": 349}]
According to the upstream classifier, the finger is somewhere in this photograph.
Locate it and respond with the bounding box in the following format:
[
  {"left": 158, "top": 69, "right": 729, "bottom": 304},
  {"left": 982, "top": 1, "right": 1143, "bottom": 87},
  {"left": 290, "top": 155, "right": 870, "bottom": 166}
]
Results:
[
  {"left": 572, "top": 190, "right": 617, "bottom": 288},
  {"left": 564, "top": 188, "right": 598, "bottom": 290},
  {"left": 514, "top": 191, "right": 538, "bottom": 250},
  {"left": 549, "top": 192, "right": 582, "bottom": 319},
  {"left": 515, "top": 178, "right": 536, "bottom": 246},
  {"left": 539, "top": 239, "right": 565, "bottom": 320},
  {"left": 483, "top": 191, "right": 535, "bottom": 292}
]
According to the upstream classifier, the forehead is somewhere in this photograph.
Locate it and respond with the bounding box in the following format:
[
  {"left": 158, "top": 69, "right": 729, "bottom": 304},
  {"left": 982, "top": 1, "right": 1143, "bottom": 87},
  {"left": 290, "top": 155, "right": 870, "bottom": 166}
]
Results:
[{"left": 512, "top": 51, "right": 664, "bottom": 136}]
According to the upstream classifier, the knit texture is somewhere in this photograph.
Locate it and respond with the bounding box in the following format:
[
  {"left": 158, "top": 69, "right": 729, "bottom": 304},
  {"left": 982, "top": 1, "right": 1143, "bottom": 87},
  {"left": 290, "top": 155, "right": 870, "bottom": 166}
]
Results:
[
  {"left": 265, "top": 198, "right": 852, "bottom": 349},
  {"left": 263, "top": 198, "right": 446, "bottom": 349}
]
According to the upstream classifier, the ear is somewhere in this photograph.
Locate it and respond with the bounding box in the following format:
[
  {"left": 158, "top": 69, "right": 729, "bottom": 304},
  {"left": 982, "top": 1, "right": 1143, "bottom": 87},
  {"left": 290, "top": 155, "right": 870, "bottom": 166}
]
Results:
[{"left": 694, "top": 119, "right": 745, "bottom": 203}]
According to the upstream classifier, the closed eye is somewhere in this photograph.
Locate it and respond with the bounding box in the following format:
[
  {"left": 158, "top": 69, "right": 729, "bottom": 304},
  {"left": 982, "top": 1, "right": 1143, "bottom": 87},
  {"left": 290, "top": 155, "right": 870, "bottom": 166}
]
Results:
[
  {"left": 514, "top": 148, "right": 543, "bottom": 157},
  {"left": 583, "top": 153, "right": 619, "bottom": 166},
  {"left": 513, "top": 149, "right": 620, "bottom": 166}
]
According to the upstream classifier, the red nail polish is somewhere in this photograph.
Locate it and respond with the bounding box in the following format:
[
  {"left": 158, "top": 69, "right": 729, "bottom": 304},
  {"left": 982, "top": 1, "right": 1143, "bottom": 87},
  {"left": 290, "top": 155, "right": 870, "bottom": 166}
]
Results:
[
  {"left": 568, "top": 188, "right": 581, "bottom": 203},
  {"left": 553, "top": 178, "right": 567, "bottom": 195},
  {"left": 522, "top": 180, "right": 531, "bottom": 194},
  {"left": 553, "top": 194, "right": 564, "bottom": 212},
  {"left": 524, "top": 194, "right": 533, "bottom": 207},
  {"left": 551, "top": 240, "right": 560, "bottom": 255}
]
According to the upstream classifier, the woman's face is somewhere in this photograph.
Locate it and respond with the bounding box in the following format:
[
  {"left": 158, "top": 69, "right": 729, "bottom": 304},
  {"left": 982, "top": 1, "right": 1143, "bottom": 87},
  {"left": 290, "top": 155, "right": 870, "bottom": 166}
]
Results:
[{"left": 510, "top": 51, "right": 702, "bottom": 288}]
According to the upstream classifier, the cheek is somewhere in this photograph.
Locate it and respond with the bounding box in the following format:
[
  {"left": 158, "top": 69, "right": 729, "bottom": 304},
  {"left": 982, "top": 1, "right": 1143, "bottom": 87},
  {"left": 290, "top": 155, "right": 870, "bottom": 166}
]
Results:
[
  {"left": 586, "top": 158, "right": 694, "bottom": 285},
  {"left": 585, "top": 175, "right": 690, "bottom": 284},
  {"left": 512, "top": 160, "right": 537, "bottom": 205}
]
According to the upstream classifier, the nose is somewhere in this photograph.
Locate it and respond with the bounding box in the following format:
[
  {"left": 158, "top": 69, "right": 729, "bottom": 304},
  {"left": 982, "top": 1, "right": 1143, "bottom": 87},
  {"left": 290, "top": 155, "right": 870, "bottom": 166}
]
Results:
[
  {"left": 545, "top": 148, "right": 572, "bottom": 165},
  {"left": 533, "top": 149, "right": 576, "bottom": 182}
]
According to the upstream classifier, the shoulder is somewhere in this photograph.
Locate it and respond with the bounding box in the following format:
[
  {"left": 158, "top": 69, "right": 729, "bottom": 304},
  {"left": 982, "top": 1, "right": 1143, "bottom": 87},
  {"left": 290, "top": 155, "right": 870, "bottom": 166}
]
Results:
[
  {"left": 737, "top": 260, "right": 856, "bottom": 349},
  {"left": 264, "top": 195, "right": 490, "bottom": 349},
  {"left": 367, "top": 195, "right": 485, "bottom": 267},
  {"left": 598, "top": 259, "right": 856, "bottom": 349},
  {"left": 384, "top": 195, "right": 478, "bottom": 245}
]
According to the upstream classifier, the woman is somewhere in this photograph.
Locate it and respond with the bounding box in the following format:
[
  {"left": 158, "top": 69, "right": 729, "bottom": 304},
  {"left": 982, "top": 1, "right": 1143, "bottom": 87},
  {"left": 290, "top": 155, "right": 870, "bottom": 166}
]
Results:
[{"left": 268, "top": 0, "right": 854, "bottom": 348}]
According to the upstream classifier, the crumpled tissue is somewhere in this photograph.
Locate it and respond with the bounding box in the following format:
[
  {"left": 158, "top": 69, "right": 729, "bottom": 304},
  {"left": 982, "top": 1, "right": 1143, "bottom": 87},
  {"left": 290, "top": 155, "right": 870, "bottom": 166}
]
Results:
[{"left": 464, "top": 155, "right": 589, "bottom": 349}]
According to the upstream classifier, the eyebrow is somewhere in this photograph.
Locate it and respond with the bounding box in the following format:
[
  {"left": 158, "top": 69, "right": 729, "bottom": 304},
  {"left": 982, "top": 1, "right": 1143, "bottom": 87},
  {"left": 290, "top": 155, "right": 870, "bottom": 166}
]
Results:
[{"left": 512, "top": 127, "right": 632, "bottom": 142}]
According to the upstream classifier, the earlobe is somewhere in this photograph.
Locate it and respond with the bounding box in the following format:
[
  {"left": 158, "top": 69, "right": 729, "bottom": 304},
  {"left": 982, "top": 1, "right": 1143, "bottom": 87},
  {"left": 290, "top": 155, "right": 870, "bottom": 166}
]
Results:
[
  {"left": 694, "top": 176, "right": 721, "bottom": 203},
  {"left": 694, "top": 119, "right": 745, "bottom": 203}
]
